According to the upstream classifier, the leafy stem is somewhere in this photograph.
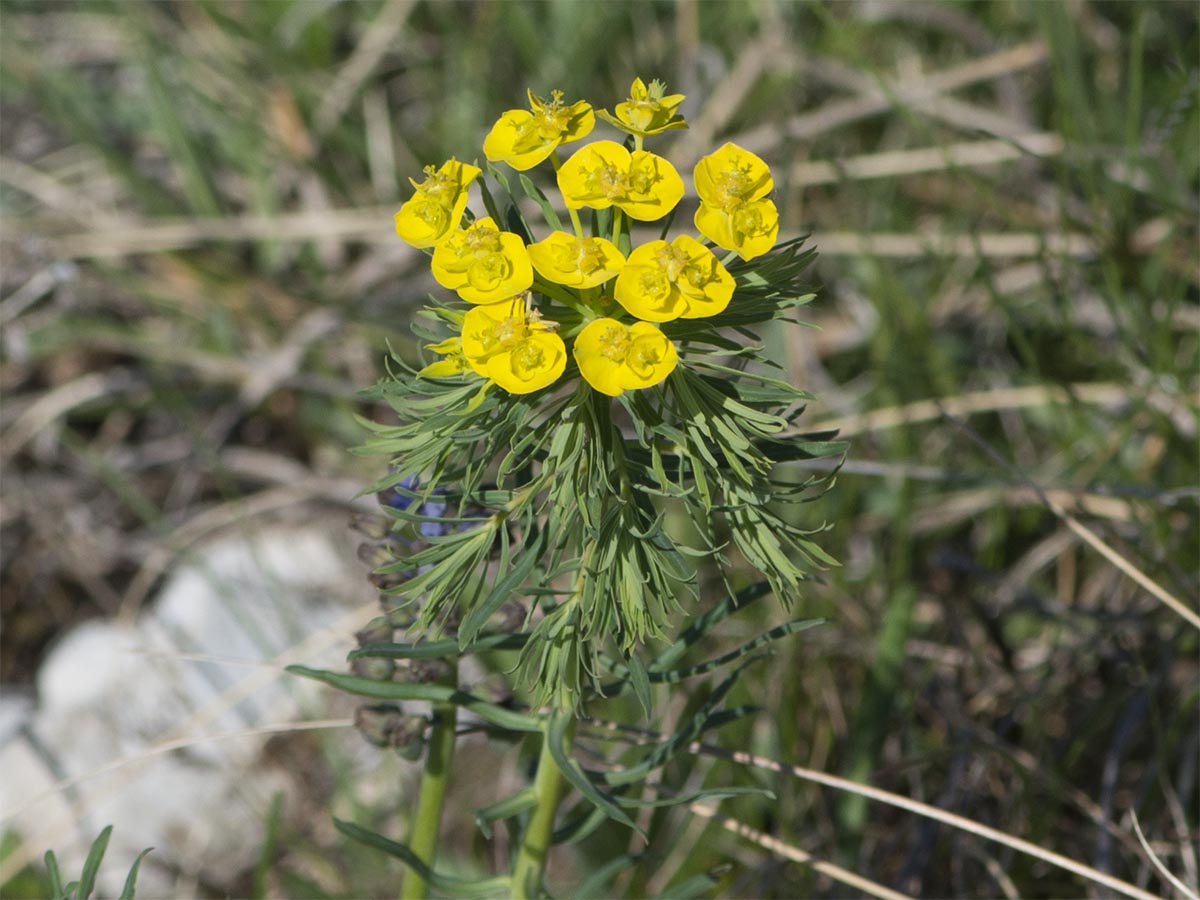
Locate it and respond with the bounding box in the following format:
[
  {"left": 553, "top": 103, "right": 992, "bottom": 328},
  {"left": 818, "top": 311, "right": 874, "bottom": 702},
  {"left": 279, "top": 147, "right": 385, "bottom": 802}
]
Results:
[{"left": 401, "top": 663, "right": 458, "bottom": 900}]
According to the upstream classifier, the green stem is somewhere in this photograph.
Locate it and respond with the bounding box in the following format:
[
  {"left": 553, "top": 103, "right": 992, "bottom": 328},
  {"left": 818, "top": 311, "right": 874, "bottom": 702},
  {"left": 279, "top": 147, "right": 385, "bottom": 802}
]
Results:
[
  {"left": 401, "top": 666, "right": 458, "bottom": 900},
  {"left": 550, "top": 149, "right": 585, "bottom": 238},
  {"left": 511, "top": 709, "right": 575, "bottom": 899}
]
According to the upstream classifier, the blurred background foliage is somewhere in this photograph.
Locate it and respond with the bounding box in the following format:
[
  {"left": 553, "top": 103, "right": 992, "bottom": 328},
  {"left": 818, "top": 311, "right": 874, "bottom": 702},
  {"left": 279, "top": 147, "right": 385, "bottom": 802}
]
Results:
[{"left": 2, "top": 0, "right": 1197, "bottom": 897}]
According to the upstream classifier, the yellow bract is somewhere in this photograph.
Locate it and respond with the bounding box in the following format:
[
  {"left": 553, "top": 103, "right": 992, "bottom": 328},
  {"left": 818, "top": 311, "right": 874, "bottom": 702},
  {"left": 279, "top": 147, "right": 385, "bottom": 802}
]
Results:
[
  {"left": 418, "top": 337, "right": 471, "bottom": 379},
  {"left": 461, "top": 299, "right": 566, "bottom": 394},
  {"left": 483, "top": 89, "right": 594, "bottom": 171},
  {"left": 614, "top": 235, "right": 734, "bottom": 323},
  {"left": 527, "top": 232, "right": 625, "bottom": 290},
  {"left": 557, "top": 140, "right": 684, "bottom": 222},
  {"left": 597, "top": 77, "right": 687, "bottom": 137},
  {"left": 573, "top": 318, "right": 677, "bottom": 397},
  {"left": 693, "top": 142, "right": 779, "bottom": 260},
  {"left": 394, "top": 159, "right": 481, "bottom": 249},
  {"left": 431, "top": 216, "right": 533, "bottom": 305}
]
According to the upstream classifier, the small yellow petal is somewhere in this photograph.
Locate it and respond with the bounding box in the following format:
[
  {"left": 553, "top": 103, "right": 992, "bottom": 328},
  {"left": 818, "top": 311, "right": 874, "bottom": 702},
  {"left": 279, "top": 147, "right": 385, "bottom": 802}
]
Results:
[
  {"left": 693, "top": 143, "right": 773, "bottom": 210},
  {"left": 573, "top": 318, "right": 676, "bottom": 396},
  {"left": 614, "top": 235, "right": 733, "bottom": 321},
  {"left": 527, "top": 231, "right": 625, "bottom": 289},
  {"left": 483, "top": 92, "right": 594, "bottom": 171}
]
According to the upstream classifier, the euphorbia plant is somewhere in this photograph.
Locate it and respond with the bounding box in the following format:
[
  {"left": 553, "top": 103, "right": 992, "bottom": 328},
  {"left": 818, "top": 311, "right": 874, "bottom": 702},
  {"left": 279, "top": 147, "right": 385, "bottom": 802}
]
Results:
[{"left": 291, "top": 77, "right": 843, "bottom": 899}]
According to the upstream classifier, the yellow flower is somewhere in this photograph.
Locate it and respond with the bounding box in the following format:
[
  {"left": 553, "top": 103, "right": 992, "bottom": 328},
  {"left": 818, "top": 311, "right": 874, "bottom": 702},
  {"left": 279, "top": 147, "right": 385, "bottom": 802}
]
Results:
[
  {"left": 692, "top": 142, "right": 779, "bottom": 260},
  {"left": 483, "top": 89, "right": 594, "bottom": 171},
  {"left": 614, "top": 235, "right": 734, "bottom": 323},
  {"left": 431, "top": 216, "right": 533, "bottom": 304},
  {"left": 557, "top": 140, "right": 684, "bottom": 222},
  {"left": 573, "top": 318, "right": 677, "bottom": 397},
  {"left": 597, "top": 77, "right": 687, "bottom": 137},
  {"left": 694, "top": 142, "right": 773, "bottom": 207},
  {"left": 527, "top": 231, "right": 625, "bottom": 290},
  {"left": 461, "top": 299, "right": 567, "bottom": 394},
  {"left": 418, "top": 337, "right": 471, "bottom": 379},
  {"left": 393, "top": 159, "right": 481, "bottom": 249}
]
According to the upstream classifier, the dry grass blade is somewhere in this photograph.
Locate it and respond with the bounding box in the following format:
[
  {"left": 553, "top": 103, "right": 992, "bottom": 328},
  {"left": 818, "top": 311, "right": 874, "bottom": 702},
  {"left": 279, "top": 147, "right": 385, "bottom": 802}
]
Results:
[
  {"left": 731, "top": 41, "right": 1048, "bottom": 153},
  {"left": 808, "top": 231, "right": 1095, "bottom": 258},
  {"left": 806, "top": 382, "right": 1195, "bottom": 439},
  {"left": 313, "top": 0, "right": 417, "bottom": 138},
  {"left": 1130, "top": 811, "right": 1199, "bottom": 900},
  {"left": 693, "top": 743, "right": 1165, "bottom": 900},
  {"left": 689, "top": 803, "right": 915, "bottom": 900},
  {"left": 0, "top": 369, "right": 141, "bottom": 462},
  {"left": 33, "top": 206, "right": 401, "bottom": 258},
  {"left": 790, "top": 133, "right": 1063, "bottom": 185},
  {"left": 1043, "top": 491, "right": 1200, "bottom": 630},
  {"left": 117, "top": 480, "right": 370, "bottom": 619}
]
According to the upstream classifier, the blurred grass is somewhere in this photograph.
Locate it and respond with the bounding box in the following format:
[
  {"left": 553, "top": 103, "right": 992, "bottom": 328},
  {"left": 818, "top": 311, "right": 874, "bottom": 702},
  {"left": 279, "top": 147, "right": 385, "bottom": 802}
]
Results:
[{"left": 2, "top": 0, "right": 1197, "bottom": 897}]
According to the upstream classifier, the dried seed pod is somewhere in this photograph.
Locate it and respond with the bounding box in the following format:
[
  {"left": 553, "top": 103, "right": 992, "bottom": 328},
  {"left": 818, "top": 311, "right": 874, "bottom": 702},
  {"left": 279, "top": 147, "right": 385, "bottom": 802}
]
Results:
[
  {"left": 356, "top": 541, "right": 393, "bottom": 570},
  {"left": 380, "top": 599, "right": 419, "bottom": 628},
  {"left": 490, "top": 602, "right": 526, "bottom": 634},
  {"left": 393, "top": 657, "right": 454, "bottom": 685},
  {"left": 354, "top": 703, "right": 404, "bottom": 748},
  {"left": 349, "top": 512, "right": 391, "bottom": 540},
  {"left": 355, "top": 615, "right": 396, "bottom": 647},
  {"left": 353, "top": 704, "right": 426, "bottom": 760},
  {"left": 350, "top": 655, "right": 396, "bottom": 681}
]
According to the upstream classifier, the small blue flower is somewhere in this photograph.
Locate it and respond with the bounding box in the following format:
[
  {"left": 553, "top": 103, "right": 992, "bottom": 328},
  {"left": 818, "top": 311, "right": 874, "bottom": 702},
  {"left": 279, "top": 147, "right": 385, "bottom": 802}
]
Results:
[{"left": 377, "top": 475, "right": 451, "bottom": 539}]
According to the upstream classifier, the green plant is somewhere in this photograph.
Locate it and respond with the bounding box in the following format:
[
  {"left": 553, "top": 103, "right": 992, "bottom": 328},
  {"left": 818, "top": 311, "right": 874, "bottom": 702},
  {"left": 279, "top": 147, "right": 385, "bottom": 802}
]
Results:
[
  {"left": 290, "top": 78, "right": 842, "bottom": 898},
  {"left": 42, "top": 827, "right": 150, "bottom": 900}
]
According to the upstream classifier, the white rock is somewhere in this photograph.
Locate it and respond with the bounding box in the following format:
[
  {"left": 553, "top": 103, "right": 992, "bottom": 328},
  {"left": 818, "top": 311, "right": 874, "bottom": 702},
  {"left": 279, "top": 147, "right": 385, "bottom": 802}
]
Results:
[{"left": 0, "top": 526, "right": 370, "bottom": 896}]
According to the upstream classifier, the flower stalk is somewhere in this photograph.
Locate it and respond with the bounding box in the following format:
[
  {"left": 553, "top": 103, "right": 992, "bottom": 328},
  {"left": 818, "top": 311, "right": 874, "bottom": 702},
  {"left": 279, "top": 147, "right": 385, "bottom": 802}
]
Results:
[
  {"left": 511, "top": 709, "right": 574, "bottom": 900},
  {"left": 401, "top": 665, "right": 458, "bottom": 900}
]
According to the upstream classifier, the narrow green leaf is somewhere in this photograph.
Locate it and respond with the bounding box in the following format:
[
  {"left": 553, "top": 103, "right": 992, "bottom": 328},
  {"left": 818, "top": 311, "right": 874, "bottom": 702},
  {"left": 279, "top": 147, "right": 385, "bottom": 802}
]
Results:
[
  {"left": 518, "top": 173, "right": 563, "bottom": 231},
  {"left": 251, "top": 792, "right": 283, "bottom": 900},
  {"left": 286, "top": 665, "right": 541, "bottom": 732},
  {"left": 76, "top": 826, "right": 112, "bottom": 900},
  {"left": 349, "top": 633, "right": 528, "bottom": 661},
  {"left": 334, "top": 819, "right": 510, "bottom": 897},
  {"left": 44, "top": 851, "right": 64, "bottom": 899},
  {"left": 598, "top": 663, "right": 754, "bottom": 787},
  {"left": 458, "top": 530, "right": 546, "bottom": 646},
  {"left": 119, "top": 848, "right": 153, "bottom": 900},
  {"left": 570, "top": 854, "right": 637, "bottom": 900},
  {"left": 476, "top": 175, "right": 503, "bottom": 227},
  {"left": 551, "top": 802, "right": 610, "bottom": 846},
  {"left": 615, "top": 785, "right": 772, "bottom": 809},
  {"left": 653, "top": 582, "right": 771, "bottom": 671},
  {"left": 651, "top": 619, "right": 825, "bottom": 684},
  {"left": 660, "top": 865, "right": 732, "bottom": 899},
  {"left": 545, "top": 710, "right": 641, "bottom": 834},
  {"left": 474, "top": 786, "right": 536, "bottom": 839},
  {"left": 625, "top": 649, "right": 652, "bottom": 717}
]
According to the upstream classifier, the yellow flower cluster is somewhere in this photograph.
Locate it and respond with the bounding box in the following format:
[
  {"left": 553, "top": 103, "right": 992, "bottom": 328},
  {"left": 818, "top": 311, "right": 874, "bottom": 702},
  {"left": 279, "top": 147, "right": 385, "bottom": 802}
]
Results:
[{"left": 395, "top": 79, "right": 781, "bottom": 398}]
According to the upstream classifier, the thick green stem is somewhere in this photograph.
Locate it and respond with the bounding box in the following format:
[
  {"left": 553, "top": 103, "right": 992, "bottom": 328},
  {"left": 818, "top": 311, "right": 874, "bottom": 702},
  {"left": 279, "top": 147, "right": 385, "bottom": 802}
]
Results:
[
  {"left": 401, "top": 668, "right": 458, "bottom": 900},
  {"left": 511, "top": 712, "right": 575, "bottom": 899}
]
